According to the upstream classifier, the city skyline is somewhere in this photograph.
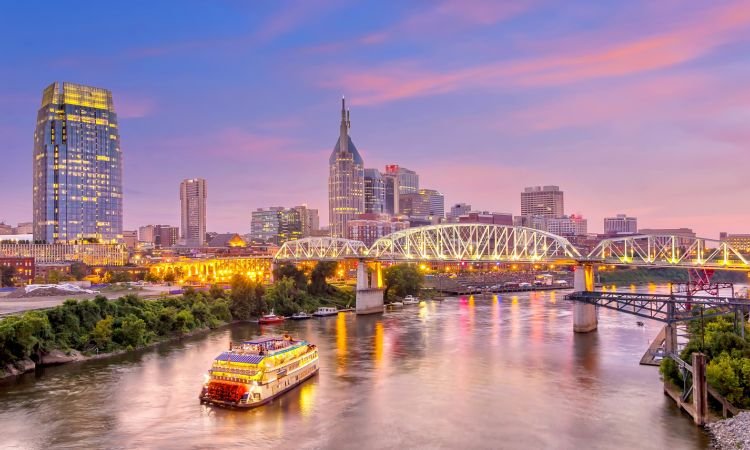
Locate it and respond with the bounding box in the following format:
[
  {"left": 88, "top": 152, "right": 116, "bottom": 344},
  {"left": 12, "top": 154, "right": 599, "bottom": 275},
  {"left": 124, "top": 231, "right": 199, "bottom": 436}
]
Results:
[{"left": 1, "top": 1, "right": 749, "bottom": 237}]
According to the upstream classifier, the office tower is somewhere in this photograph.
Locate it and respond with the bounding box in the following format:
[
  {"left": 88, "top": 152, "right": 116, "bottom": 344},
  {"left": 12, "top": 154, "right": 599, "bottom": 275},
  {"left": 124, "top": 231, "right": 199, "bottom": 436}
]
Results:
[
  {"left": 520, "top": 186, "right": 564, "bottom": 218},
  {"left": 139, "top": 224, "right": 179, "bottom": 248},
  {"left": 364, "top": 169, "right": 386, "bottom": 215},
  {"left": 328, "top": 98, "right": 364, "bottom": 237},
  {"left": 251, "top": 206, "right": 304, "bottom": 244},
  {"left": 33, "top": 82, "right": 123, "bottom": 243},
  {"left": 383, "top": 164, "right": 419, "bottom": 215},
  {"left": 251, "top": 207, "right": 284, "bottom": 243},
  {"left": 419, "top": 189, "right": 445, "bottom": 218},
  {"left": 292, "top": 205, "right": 319, "bottom": 237},
  {"left": 180, "top": 178, "right": 207, "bottom": 246},
  {"left": 603, "top": 214, "right": 637, "bottom": 235}
]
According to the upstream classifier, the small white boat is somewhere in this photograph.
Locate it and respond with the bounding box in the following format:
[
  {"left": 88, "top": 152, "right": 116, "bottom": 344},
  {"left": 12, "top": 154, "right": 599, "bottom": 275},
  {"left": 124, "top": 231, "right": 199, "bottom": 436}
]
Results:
[
  {"left": 386, "top": 301, "right": 404, "bottom": 308},
  {"left": 312, "top": 307, "right": 338, "bottom": 317},
  {"left": 290, "top": 312, "right": 312, "bottom": 320},
  {"left": 402, "top": 295, "right": 419, "bottom": 305}
]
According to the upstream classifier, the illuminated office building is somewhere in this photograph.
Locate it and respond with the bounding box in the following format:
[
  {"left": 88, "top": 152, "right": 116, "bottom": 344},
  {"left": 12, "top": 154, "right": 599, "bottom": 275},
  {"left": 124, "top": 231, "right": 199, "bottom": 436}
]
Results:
[
  {"left": 364, "top": 169, "right": 386, "bottom": 214},
  {"left": 328, "top": 98, "right": 364, "bottom": 238},
  {"left": 33, "top": 82, "right": 123, "bottom": 243},
  {"left": 180, "top": 178, "right": 207, "bottom": 247}
]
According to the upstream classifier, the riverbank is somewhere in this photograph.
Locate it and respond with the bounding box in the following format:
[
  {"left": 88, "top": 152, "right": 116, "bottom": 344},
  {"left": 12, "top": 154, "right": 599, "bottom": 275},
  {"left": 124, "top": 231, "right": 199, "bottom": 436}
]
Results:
[
  {"left": 1, "top": 320, "right": 235, "bottom": 381},
  {"left": 598, "top": 267, "right": 748, "bottom": 285},
  {"left": 707, "top": 412, "right": 750, "bottom": 449}
]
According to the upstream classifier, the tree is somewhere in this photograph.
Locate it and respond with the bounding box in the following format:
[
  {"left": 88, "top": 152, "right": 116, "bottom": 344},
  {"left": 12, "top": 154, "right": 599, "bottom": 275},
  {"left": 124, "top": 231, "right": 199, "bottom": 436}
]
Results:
[
  {"left": 108, "top": 271, "right": 132, "bottom": 283},
  {"left": 91, "top": 316, "right": 114, "bottom": 351},
  {"left": 114, "top": 314, "right": 147, "bottom": 347},
  {"left": 273, "top": 264, "right": 308, "bottom": 291},
  {"left": 308, "top": 261, "right": 337, "bottom": 296},
  {"left": 1, "top": 266, "right": 15, "bottom": 287},
  {"left": 265, "top": 277, "right": 305, "bottom": 316},
  {"left": 229, "top": 275, "right": 266, "bottom": 320},
  {"left": 144, "top": 271, "right": 162, "bottom": 283},
  {"left": 69, "top": 262, "right": 89, "bottom": 281},
  {"left": 383, "top": 264, "right": 424, "bottom": 300}
]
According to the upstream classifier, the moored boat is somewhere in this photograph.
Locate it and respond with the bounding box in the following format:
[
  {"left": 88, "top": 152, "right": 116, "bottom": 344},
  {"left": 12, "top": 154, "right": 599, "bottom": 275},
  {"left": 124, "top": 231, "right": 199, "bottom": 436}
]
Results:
[
  {"left": 403, "top": 295, "right": 419, "bottom": 305},
  {"left": 312, "top": 307, "right": 338, "bottom": 317},
  {"left": 199, "top": 335, "right": 319, "bottom": 409},
  {"left": 386, "top": 301, "right": 404, "bottom": 308},
  {"left": 290, "top": 311, "right": 312, "bottom": 320},
  {"left": 259, "top": 310, "right": 285, "bottom": 324}
]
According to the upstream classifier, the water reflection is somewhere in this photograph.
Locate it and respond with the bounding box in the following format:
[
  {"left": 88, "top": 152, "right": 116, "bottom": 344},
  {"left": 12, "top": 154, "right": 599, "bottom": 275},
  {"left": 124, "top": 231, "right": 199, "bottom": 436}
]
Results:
[{"left": 0, "top": 287, "right": 711, "bottom": 449}]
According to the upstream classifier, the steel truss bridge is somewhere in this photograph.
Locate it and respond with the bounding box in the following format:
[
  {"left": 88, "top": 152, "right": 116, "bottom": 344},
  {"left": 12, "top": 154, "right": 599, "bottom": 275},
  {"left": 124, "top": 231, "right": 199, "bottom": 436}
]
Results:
[
  {"left": 565, "top": 291, "right": 749, "bottom": 327},
  {"left": 274, "top": 224, "right": 750, "bottom": 270}
]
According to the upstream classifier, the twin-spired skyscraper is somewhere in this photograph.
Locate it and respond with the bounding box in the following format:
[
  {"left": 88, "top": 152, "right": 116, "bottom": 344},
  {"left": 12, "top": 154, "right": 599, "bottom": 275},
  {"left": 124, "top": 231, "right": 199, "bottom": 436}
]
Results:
[
  {"left": 328, "top": 98, "right": 364, "bottom": 238},
  {"left": 33, "top": 82, "right": 123, "bottom": 243}
]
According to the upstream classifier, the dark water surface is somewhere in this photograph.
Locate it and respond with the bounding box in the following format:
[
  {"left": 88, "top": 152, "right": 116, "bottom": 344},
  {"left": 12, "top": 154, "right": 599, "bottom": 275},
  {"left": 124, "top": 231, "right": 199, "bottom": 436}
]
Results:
[{"left": 0, "top": 289, "right": 710, "bottom": 449}]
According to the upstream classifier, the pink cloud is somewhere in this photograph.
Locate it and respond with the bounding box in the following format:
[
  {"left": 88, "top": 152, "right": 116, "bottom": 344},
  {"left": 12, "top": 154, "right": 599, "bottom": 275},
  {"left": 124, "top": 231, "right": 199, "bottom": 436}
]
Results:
[
  {"left": 116, "top": 95, "right": 156, "bottom": 119},
  {"left": 322, "top": 0, "right": 750, "bottom": 105}
]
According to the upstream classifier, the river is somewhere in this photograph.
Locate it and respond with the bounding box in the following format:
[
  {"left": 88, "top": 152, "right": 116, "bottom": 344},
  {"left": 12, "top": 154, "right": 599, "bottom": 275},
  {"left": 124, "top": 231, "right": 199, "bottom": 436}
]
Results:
[{"left": 0, "top": 288, "right": 710, "bottom": 449}]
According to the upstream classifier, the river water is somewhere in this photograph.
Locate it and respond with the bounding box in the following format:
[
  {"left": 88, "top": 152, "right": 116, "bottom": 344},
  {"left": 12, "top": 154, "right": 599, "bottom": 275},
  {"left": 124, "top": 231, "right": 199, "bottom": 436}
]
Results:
[{"left": 0, "top": 288, "right": 710, "bottom": 449}]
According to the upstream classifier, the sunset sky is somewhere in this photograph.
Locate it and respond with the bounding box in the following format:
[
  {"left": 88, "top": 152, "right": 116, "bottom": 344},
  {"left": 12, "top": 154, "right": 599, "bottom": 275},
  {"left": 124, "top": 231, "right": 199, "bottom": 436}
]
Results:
[{"left": 1, "top": 0, "right": 748, "bottom": 238}]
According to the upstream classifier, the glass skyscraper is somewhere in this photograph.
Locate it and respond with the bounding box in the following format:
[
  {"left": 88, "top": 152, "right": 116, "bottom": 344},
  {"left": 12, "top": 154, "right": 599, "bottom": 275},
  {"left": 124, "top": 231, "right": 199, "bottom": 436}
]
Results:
[
  {"left": 364, "top": 168, "right": 385, "bottom": 215},
  {"left": 328, "top": 98, "right": 364, "bottom": 238},
  {"left": 33, "top": 82, "right": 123, "bottom": 243}
]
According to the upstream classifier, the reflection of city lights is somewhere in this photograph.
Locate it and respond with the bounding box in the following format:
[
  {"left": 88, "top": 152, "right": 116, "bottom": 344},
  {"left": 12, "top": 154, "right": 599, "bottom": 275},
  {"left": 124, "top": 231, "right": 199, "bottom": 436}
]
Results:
[
  {"left": 336, "top": 313, "right": 347, "bottom": 370},
  {"left": 374, "top": 321, "right": 384, "bottom": 366},
  {"left": 298, "top": 381, "right": 317, "bottom": 418}
]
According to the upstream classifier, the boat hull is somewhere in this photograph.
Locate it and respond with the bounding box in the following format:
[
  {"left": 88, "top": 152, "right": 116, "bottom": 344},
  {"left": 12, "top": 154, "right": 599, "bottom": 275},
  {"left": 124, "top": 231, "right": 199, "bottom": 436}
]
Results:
[{"left": 200, "top": 366, "right": 319, "bottom": 409}]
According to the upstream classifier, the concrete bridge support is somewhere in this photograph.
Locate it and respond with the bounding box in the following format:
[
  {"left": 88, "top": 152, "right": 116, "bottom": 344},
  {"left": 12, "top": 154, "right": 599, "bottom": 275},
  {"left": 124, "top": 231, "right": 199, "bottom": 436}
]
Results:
[
  {"left": 573, "top": 263, "right": 597, "bottom": 333},
  {"left": 356, "top": 260, "right": 383, "bottom": 315}
]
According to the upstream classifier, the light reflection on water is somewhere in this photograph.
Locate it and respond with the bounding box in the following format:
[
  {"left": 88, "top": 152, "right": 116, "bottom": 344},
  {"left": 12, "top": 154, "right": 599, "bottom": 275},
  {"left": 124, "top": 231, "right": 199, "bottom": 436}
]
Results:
[{"left": 0, "top": 286, "right": 712, "bottom": 449}]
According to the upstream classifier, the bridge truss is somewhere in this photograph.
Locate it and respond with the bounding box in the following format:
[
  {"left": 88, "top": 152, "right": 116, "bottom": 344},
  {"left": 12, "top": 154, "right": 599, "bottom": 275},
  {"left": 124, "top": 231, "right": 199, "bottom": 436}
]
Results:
[
  {"left": 274, "top": 237, "right": 368, "bottom": 261},
  {"left": 368, "top": 224, "right": 581, "bottom": 262},
  {"left": 587, "top": 235, "right": 749, "bottom": 269},
  {"left": 566, "top": 291, "right": 749, "bottom": 328}
]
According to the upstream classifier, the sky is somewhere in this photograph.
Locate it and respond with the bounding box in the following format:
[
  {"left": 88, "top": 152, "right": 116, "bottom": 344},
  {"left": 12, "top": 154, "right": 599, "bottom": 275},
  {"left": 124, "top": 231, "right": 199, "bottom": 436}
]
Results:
[{"left": 0, "top": 0, "right": 749, "bottom": 238}]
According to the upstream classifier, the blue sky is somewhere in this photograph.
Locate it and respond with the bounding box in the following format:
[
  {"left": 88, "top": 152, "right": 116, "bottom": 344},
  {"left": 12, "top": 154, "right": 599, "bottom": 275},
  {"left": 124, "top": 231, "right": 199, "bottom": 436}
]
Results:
[{"left": 1, "top": 0, "right": 749, "bottom": 237}]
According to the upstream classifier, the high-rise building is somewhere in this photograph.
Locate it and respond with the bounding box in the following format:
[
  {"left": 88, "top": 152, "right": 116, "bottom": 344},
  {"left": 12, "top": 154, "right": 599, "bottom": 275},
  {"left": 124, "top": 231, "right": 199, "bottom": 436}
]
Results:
[
  {"left": 604, "top": 214, "right": 637, "bottom": 235},
  {"left": 383, "top": 173, "right": 399, "bottom": 216},
  {"left": 399, "top": 189, "right": 444, "bottom": 220},
  {"left": 33, "top": 82, "right": 123, "bottom": 243},
  {"left": 520, "top": 186, "right": 564, "bottom": 218},
  {"left": 251, "top": 206, "right": 305, "bottom": 244},
  {"left": 292, "top": 205, "right": 319, "bottom": 238},
  {"left": 251, "top": 207, "right": 284, "bottom": 243},
  {"left": 383, "top": 164, "right": 419, "bottom": 216},
  {"left": 180, "top": 178, "right": 207, "bottom": 247},
  {"left": 364, "top": 169, "right": 386, "bottom": 215},
  {"left": 419, "top": 189, "right": 445, "bottom": 218},
  {"left": 448, "top": 203, "right": 471, "bottom": 222},
  {"left": 328, "top": 98, "right": 364, "bottom": 237}
]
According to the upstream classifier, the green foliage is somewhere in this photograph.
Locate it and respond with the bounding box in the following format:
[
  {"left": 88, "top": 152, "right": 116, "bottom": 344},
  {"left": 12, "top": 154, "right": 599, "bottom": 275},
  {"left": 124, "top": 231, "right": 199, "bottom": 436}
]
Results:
[
  {"left": 383, "top": 264, "right": 424, "bottom": 300},
  {"left": 208, "top": 284, "right": 225, "bottom": 299},
  {"left": 113, "top": 314, "right": 147, "bottom": 347},
  {"left": 273, "top": 264, "right": 308, "bottom": 291},
  {"left": 162, "top": 272, "right": 176, "bottom": 283},
  {"left": 91, "top": 316, "right": 114, "bottom": 351},
  {"left": 264, "top": 277, "right": 307, "bottom": 316},
  {"left": 107, "top": 271, "right": 132, "bottom": 283},
  {"left": 679, "top": 310, "right": 750, "bottom": 408},
  {"left": 308, "top": 261, "right": 337, "bottom": 296},
  {"left": 229, "top": 275, "right": 266, "bottom": 320},
  {"left": 706, "top": 353, "right": 750, "bottom": 408}
]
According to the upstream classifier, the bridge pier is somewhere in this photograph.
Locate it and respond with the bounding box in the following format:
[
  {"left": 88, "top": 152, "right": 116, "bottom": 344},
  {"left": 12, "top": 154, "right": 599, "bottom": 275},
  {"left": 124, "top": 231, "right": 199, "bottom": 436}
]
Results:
[
  {"left": 356, "top": 260, "right": 383, "bottom": 315},
  {"left": 573, "top": 263, "right": 597, "bottom": 333}
]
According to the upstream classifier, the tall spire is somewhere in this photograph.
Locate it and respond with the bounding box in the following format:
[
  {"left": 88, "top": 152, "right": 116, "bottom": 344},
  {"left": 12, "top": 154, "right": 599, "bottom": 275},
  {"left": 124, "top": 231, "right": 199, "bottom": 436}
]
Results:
[{"left": 339, "top": 96, "right": 349, "bottom": 153}]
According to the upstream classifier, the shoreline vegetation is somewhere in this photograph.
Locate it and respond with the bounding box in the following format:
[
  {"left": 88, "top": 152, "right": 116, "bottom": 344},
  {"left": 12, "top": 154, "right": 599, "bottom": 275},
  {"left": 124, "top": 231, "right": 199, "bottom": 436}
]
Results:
[
  {"left": 0, "top": 262, "right": 425, "bottom": 380},
  {"left": 598, "top": 268, "right": 748, "bottom": 287}
]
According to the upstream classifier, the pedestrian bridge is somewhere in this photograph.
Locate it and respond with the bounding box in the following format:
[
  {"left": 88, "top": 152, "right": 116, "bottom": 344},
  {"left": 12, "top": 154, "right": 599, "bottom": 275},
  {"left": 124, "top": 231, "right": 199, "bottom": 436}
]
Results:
[{"left": 274, "top": 224, "right": 750, "bottom": 270}]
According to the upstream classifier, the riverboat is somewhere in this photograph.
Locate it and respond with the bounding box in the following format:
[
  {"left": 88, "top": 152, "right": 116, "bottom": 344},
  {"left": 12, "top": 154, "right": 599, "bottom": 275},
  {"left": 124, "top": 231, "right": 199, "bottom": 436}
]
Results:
[
  {"left": 312, "top": 307, "right": 338, "bottom": 317},
  {"left": 199, "top": 335, "right": 319, "bottom": 409},
  {"left": 259, "top": 310, "right": 285, "bottom": 325}
]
